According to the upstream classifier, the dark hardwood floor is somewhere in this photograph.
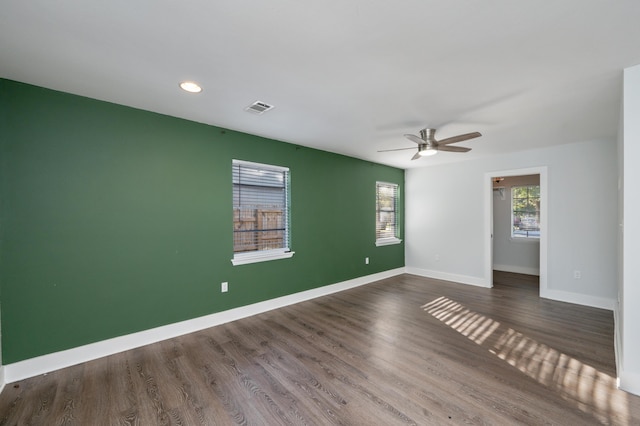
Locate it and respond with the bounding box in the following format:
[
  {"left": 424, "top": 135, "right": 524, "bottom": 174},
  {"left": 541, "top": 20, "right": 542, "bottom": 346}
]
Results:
[{"left": 1, "top": 272, "right": 639, "bottom": 425}]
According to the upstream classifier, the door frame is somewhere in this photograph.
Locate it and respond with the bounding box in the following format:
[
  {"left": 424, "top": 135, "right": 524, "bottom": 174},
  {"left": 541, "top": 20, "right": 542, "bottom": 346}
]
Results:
[{"left": 484, "top": 166, "right": 548, "bottom": 295}]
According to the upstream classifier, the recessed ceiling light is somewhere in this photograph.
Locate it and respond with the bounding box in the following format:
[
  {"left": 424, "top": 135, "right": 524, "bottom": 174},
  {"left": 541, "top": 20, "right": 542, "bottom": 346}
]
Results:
[{"left": 179, "top": 81, "right": 202, "bottom": 93}]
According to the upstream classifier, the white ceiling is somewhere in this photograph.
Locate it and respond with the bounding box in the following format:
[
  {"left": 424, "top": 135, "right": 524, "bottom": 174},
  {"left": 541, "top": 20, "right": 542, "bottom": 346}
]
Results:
[{"left": 2, "top": 1, "right": 640, "bottom": 169}]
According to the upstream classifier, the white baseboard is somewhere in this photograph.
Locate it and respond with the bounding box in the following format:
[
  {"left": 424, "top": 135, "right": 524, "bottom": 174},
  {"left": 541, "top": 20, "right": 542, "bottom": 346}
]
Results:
[
  {"left": 405, "top": 267, "right": 491, "bottom": 288},
  {"left": 493, "top": 264, "right": 540, "bottom": 276},
  {"left": 4, "top": 267, "right": 405, "bottom": 384},
  {"left": 619, "top": 369, "right": 640, "bottom": 397},
  {"left": 540, "top": 288, "right": 615, "bottom": 311},
  {"left": 0, "top": 365, "right": 4, "bottom": 394}
]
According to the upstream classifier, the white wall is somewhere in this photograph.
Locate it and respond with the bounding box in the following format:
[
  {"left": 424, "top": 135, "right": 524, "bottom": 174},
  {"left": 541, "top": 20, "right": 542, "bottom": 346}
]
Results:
[
  {"left": 493, "top": 175, "right": 540, "bottom": 275},
  {"left": 620, "top": 64, "right": 640, "bottom": 395},
  {"left": 406, "top": 139, "right": 618, "bottom": 308}
]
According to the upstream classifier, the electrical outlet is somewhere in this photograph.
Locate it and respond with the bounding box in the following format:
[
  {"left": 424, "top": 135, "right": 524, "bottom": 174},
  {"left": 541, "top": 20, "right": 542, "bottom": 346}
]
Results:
[
  {"left": 365, "top": 257, "right": 369, "bottom": 265},
  {"left": 573, "top": 270, "right": 581, "bottom": 279},
  {"left": 221, "top": 282, "right": 228, "bottom": 292}
]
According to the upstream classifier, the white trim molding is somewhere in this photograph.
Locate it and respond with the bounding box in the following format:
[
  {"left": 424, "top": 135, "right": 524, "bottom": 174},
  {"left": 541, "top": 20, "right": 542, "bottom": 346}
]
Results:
[
  {"left": 613, "top": 301, "right": 622, "bottom": 392},
  {"left": 3, "top": 267, "right": 406, "bottom": 384},
  {"left": 406, "top": 267, "right": 491, "bottom": 288},
  {"left": 375, "top": 237, "right": 402, "bottom": 247},
  {"left": 231, "top": 250, "right": 295, "bottom": 266},
  {"left": 485, "top": 167, "right": 548, "bottom": 297}
]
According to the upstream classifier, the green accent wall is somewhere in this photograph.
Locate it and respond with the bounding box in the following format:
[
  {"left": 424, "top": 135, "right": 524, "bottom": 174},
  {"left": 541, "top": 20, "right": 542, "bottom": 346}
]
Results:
[{"left": 0, "top": 79, "right": 405, "bottom": 364}]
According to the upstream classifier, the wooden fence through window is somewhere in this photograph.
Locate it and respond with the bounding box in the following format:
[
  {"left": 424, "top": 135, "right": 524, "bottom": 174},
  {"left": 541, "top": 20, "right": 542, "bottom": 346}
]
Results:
[{"left": 233, "top": 208, "right": 285, "bottom": 252}]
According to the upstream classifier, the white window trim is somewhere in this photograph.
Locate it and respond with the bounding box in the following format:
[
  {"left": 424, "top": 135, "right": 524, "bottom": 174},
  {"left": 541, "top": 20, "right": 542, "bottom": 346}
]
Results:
[
  {"left": 233, "top": 159, "right": 289, "bottom": 173},
  {"left": 376, "top": 181, "right": 401, "bottom": 246},
  {"left": 375, "top": 237, "right": 403, "bottom": 247},
  {"left": 231, "top": 159, "right": 293, "bottom": 266},
  {"left": 509, "top": 236, "right": 540, "bottom": 243},
  {"left": 510, "top": 184, "right": 540, "bottom": 241},
  {"left": 231, "top": 248, "right": 295, "bottom": 266}
]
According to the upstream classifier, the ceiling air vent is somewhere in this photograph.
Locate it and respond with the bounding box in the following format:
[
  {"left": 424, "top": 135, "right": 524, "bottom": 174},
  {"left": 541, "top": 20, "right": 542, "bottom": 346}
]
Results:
[{"left": 245, "top": 101, "right": 274, "bottom": 114}]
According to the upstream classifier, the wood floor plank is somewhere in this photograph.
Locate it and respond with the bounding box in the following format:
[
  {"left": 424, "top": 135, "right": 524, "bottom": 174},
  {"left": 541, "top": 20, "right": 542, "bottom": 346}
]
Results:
[{"left": 1, "top": 272, "right": 640, "bottom": 425}]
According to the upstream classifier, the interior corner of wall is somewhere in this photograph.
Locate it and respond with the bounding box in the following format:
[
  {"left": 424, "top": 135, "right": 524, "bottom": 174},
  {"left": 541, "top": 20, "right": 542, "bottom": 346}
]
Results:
[
  {"left": 406, "top": 267, "right": 491, "bottom": 288},
  {"left": 618, "top": 368, "right": 640, "bottom": 397},
  {"left": 0, "top": 365, "right": 5, "bottom": 393},
  {"left": 540, "top": 288, "right": 615, "bottom": 311}
]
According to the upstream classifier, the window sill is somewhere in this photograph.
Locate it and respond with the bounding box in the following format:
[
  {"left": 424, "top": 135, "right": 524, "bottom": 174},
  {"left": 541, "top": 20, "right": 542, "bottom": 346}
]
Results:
[
  {"left": 509, "top": 236, "right": 540, "bottom": 243},
  {"left": 231, "top": 250, "right": 295, "bottom": 266},
  {"left": 375, "top": 237, "right": 403, "bottom": 247}
]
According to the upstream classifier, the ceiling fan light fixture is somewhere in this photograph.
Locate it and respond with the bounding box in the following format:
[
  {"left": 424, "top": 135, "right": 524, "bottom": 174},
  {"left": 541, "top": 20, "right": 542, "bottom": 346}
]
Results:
[{"left": 419, "top": 147, "right": 438, "bottom": 156}]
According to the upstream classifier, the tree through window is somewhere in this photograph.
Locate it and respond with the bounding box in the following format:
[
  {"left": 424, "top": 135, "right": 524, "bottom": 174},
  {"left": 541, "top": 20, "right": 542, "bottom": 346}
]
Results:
[{"left": 511, "top": 185, "right": 540, "bottom": 239}]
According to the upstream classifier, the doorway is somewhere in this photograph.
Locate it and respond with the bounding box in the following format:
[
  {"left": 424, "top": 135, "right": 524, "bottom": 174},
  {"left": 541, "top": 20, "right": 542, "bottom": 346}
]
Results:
[{"left": 484, "top": 167, "right": 548, "bottom": 296}]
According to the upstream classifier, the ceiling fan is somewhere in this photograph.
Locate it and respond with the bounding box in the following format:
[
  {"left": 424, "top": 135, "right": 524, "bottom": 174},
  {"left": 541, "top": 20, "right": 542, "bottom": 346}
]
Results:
[{"left": 379, "top": 128, "right": 482, "bottom": 160}]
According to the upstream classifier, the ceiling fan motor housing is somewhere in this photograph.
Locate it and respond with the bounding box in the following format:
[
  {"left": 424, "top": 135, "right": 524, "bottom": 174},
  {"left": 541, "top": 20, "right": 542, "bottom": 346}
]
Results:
[{"left": 420, "top": 128, "right": 436, "bottom": 144}]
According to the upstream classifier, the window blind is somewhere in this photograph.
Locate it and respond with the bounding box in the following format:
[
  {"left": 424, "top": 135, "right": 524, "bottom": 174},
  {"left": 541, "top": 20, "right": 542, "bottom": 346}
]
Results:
[
  {"left": 232, "top": 160, "right": 290, "bottom": 254},
  {"left": 376, "top": 182, "right": 399, "bottom": 240}
]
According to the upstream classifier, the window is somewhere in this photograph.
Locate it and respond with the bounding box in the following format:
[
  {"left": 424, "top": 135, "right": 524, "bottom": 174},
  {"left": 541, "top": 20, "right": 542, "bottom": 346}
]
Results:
[
  {"left": 511, "top": 185, "right": 540, "bottom": 239},
  {"left": 231, "top": 160, "right": 294, "bottom": 265},
  {"left": 376, "top": 182, "right": 402, "bottom": 246}
]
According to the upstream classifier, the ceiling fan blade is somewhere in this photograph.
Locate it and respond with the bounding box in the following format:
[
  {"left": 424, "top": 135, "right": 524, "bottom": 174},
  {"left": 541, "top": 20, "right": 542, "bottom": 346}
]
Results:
[
  {"left": 436, "top": 145, "right": 471, "bottom": 152},
  {"left": 377, "top": 147, "right": 418, "bottom": 152},
  {"left": 411, "top": 152, "right": 422, "bottom": 160},
  {"left": 437, "top": 132, "right": 482, "bottom": 145},
  {"left": 404, "top": 134, "right": 426, "bottom": 145}
]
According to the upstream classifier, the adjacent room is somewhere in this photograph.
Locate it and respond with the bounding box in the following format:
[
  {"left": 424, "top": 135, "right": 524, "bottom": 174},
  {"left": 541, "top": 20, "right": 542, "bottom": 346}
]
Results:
[{"left": 1, "top": 1, "right": 640, "bottom": 424}]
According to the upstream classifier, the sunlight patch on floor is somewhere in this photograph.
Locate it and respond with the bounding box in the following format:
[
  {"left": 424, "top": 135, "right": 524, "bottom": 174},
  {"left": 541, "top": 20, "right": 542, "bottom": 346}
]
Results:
[{"left": 422, "top": 296, "right": 628, "bottom": 424}]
